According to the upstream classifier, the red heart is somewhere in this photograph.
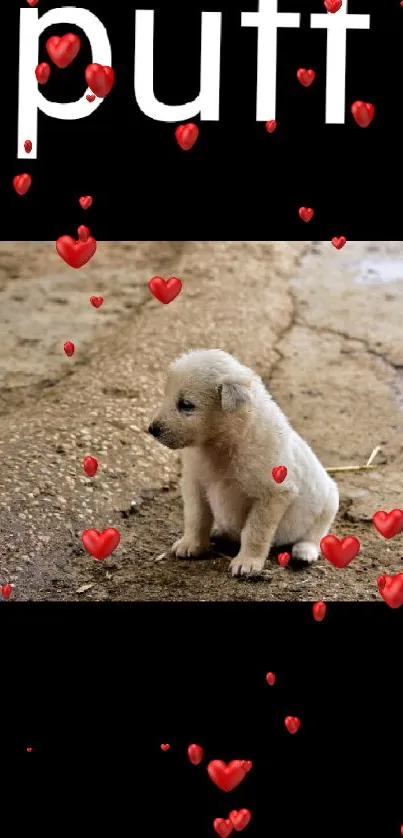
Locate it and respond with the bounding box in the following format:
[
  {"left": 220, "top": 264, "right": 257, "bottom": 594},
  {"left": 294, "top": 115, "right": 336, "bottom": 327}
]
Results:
[
  {"left": 214, "top": 820, "right": 233, "bottom": 838},
  {"left": 229, "top": 810, "right": 252, "bottom": 832},
  {"left": 63, "top": 341, "right": 75, "bottom": 357},
  {"left": 82, "top": 528, "right": 121, "bottom": 560},
  {"left": 272, "top": 465, "right": 287, "bottom": 483},
  {"left": 188, "top": 744, "right": 203, "bottom": 765},
  {"left": 78, "top": 225, "right": 90, "bottom": 242},
  {"left": 149, "top": 276, "right": 183, "bottom": 304},
  {"left": 265, "top": 120, "right": 277, "bottom": 133},
  {"left": 56, "top": 235, "right": 97, "bottom": 269},
  {"left": 278, "top": 552, "right": 290, "bottom": 567},
  {"left": 85, "top": 64, "right": 115, "bottom": 98},
  {"left": 26, "top": 747, "right": 34, "bottom": 752},
  {"left": 297, "top": 68, "right": 315, "bottom": 87},
  {"left": 83, "top": 456, "right": 98, "bottom": 477},
  {"left": 86, "top": 94, "right": 96, "bottom": 102},
  {"left": 27, "top": 1, "right": 39, "bottom": 6},
  {"left": 207, "top": 760, "right": 249, "bottom": 792},
  {"left": 372, "top": 509, "right": 403, "bottom": 539},
  {"left": 13, "top": 174, "right": 32, "bottom": 196},
  {"left": 377, "top": 573, "right": 403, "bottom": 609},
  {"left": 79, "top": 195, "right": 93, "bottom": 210},
  {"left": 90, "top": 296, "right": 104, "bottom": 308},
  {"left": 35, "top": 62, "right": 51, "bottom": 84},
  {"left": 1, "top": 584, "right": 12, "bottom": 599},
  {"left": 298, "top": 207, "right": 314, "bottom": 223},
  {"left": 160, "top": 743, "right": 170, "bottom": 751},
  {"left": 312, "top": 601, "right": 327, "bottom": 622},
  {"left": 351, "top": 101, "right": 375, "bottom": 128},
  {"left": 285, "top": 716, "right": 300, "bottom": 734},
  {"left": 175, "top": 123, "right": 199, "bottom": 151},
  {"left": 324, "top": 0, "right": 342, "bottom": 11},
  {"left": 265, "top": 671, "right": 276, "bottom": 686},
  {"left": 24, "top": 140, "right": 32, "bottom": 153},
  {"left": 46, "top": 34, "right": 81, "bottom": 69},
  {"left": 332, "top": 237, "right": 346, "bottom": 250},
  {"left": 320, "top": 535, "right": 360, "bottom": 568}
]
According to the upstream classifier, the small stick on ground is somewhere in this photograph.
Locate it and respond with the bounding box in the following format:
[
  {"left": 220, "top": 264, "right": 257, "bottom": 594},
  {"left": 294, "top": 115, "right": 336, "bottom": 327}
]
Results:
[{"left": 326, "top": 446, "right": 382, "bottom": 475}]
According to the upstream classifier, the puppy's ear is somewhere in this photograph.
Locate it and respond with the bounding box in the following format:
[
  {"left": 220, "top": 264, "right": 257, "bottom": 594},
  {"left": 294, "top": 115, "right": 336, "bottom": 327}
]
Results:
[{"left": 220, "top": 377, "right": 251, "bottom": 411}]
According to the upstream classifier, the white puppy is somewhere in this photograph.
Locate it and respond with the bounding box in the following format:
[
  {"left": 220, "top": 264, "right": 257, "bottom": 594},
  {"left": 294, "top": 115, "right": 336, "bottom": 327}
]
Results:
[{"left": 149, "top": 349, "right": 339, "bottom": 577}]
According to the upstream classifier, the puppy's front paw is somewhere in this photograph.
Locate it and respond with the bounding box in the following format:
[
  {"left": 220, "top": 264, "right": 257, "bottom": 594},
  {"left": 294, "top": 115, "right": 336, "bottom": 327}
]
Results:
[
  {"left": 292, "top": 541, "right": 319, "bottom": 563},
  {"left": 230, "top": 554, "right": 266, "bottom": 578},
  {"left": 171, "top": 536, "right": 209, "bottom": 559}
]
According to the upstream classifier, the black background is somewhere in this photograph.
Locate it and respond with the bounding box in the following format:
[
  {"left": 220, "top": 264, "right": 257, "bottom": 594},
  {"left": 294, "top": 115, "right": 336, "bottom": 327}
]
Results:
[{"left": 2, "top": 0, "right": 403, "bottom": 238}]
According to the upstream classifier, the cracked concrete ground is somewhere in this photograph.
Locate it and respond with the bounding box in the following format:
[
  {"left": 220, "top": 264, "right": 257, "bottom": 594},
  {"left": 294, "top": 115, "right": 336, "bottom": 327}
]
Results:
[{"left": 0, "top": 240, "right": 402, "bottom": 601}]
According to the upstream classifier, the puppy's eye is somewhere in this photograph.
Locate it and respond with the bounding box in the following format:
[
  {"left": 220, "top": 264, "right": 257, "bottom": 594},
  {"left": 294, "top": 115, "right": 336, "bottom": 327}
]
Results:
[{"left": 177, "top": 398, "right": 195, "bottom": 413}]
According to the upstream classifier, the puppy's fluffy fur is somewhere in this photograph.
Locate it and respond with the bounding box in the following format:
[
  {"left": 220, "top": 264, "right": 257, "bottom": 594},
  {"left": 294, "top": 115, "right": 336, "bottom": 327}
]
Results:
[{"left": 149, "top": 349, "right": 339, "bottom": 577}]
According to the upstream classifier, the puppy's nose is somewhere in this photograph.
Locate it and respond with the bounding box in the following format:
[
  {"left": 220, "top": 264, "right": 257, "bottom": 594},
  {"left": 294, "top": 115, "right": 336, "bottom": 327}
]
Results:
[{"left": 148, "top": 422, "right": 163, "bottom": 438}]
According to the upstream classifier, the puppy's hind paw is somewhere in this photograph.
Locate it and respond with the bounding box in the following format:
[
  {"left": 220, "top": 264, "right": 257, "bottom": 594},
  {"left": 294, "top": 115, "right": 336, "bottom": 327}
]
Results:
[
  {"left": 292, "top": 541, "right": 319, "bottom": 563},
  {"left": 171, "top": 536, "right": 210, "bottom": 559},
  {"left": 230, "top": 555, "right": 266, "bottom": 578}
]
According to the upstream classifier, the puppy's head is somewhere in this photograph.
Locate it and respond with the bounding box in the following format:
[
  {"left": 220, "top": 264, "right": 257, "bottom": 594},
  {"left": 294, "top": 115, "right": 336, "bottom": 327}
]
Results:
[{"left": 148, "top": 349, "right": 252, "bottom": 449}]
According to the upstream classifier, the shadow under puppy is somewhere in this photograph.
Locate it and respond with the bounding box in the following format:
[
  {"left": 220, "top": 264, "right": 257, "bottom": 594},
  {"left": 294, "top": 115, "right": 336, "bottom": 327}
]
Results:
[{"left": 149, "top": 349, "right": 339, "bottom": 577}]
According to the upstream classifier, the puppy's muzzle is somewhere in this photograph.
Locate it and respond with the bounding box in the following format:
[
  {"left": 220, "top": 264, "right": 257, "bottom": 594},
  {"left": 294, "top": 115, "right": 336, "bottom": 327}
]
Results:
[{"left": 148, "top": 422, "right": 163, "bottom": 439}]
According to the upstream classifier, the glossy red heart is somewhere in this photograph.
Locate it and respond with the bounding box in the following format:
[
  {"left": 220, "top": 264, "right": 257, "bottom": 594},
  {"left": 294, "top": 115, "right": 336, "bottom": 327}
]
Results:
[
  {"left": 214, "top": 820, "right": 233, "bottom": 838},
  {"left": 160, "top": 743, "right": 170, "bottom": 751},
  {"left": 175, "top": 123, "right": 199, "bottom": 150},
  {"left": 278, "top": 552, "right": 290, "bottom": 567},
  {"left": 297, "top": 68, "right": 315, "bottom": 87},
  {"left": 83, "top": 456, "right": 98, "bottom": 477},
  {"left": 351, "top": 101, "right": 375, "bottom": 128},
  {"left": 272, "top": 465, "right": 287, "bottom": 483},
  {"left": 1, "top": 584, "right": 12, "bottom": 599},
  {"left": 85, "top": 64, "right": 115, "bottom": 97},
  {"left": 149, "top": 276, "right": 182, "bottom": 304},
  {"left": 79, "top": 196, "right": 93, "bottom": 210},
  {"left": 86, "top": 94, "right": 96, "bottom": 102},
  {"left": 77, "top": 225, "right": 90, "bottom": 242},
  {"left": 312, "top": 601, "right": 327, "bottom": 622},
  {"left": 372, "top": 509, "right": 403, "bottom": 539},
  {"left": 188, "top": 744, "right": 203, "bottom": 765},
  {"left": 82, "top": 528, "right": 121, "bottom": 560},
  {"left": 46, "top": 34, "right": 81, "bottom": 69},
  {"left": 90, "top": 296, "right": 104, "bottom": 308},
  {"left": 207, "top": 760, "right": 249, "bottom": 792},
  {"left": 298, "top": 207, "right": 314, "bottom": 222},
  {"left": 56, "top": 235, "right": 97, "bottom": 269},
  {"left": 265, "top": 671, "right": 276, "bottom": 686},
  {"left": 285, "top": 716, "right": 300, "bottom": 734},
  {"left": 63, "top": 341, "right": 75, "bottom": 357},
  {"left": 13, "top": 174, "right": 32, "bottom": 196},
  {"left": 265, "top": 120, "right": 277, "bottom": 133},
  {"left": 24, "top": 140, "right": 32, "bottom": 153},
  {"left": 229, "top": 810, "right": 251, "bottom": 832},
  {"left": 27, "top": 1, "right": 39, "bottom": 6},
  {"left": 320, "top": 535, "right": 360, "bottom": 568},
  {"left": 35, "top": 62, "right": 51, "bottom": 84},
  {"left": 377, "top": 573, "right": 403, "bottom": 609},
  {"left": 332, "top": 237, "right": 346, "bottom": 250},
  {"left": 324, "top": 0, "right": 342, "bottom": 11}
]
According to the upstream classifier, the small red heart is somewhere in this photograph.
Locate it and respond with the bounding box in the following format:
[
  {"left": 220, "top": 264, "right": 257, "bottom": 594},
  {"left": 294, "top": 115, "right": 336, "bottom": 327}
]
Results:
[
  {"left": 320, "top": 535, "right": 360, "bottom": 568},
  {"left": 351, "top": 101, "right": 375, "bottom": 128},
  {"left": 85, "top": 64, "right": 115, "bottom": 98},
  {"left": 83, "top": 456, "right": 98, "bottom": 477},
  {"left": 78, "top": 225, "right": 90, "bottom": 242},
  {"left": 26, "top": 747, "right": 34, "bottom": 752},
  {"left": 272, "top": 465, "right": 287, "bottom": 483},
  {"left": 265, "top": 671, "right": 276, "bottom": 686},
  {"left": 13, "top": 174, "right": 32, "bottom": 196},
  {"left": 149, "top": 276, "right": 183, "bottom": 304},
  {"left": 229, "top": 810, "right": 252, "bottom": 832},
  {"left": 377, "top": 573, "right": 403, "bottom": 609},
  {"left": 90, "top": 296, "right": 104, "bottom": 308},
  {"left": 372, "top": 509, "right": 403, "bottom": 539},
  {"left": 79, "top": 195, "right": 93, "bottom": 210},
  {"left": 1, "top": 584, "right": 12, "bottom": 599},
  {"left": 265, "top": 120, "right": 277, "bottom": 133},
  {"left": 188, "top": 744, "right": 203, "bottom": 765},
  {"left": 298, "top": 207, "right": 314, "bottom": 223},
  {"left": 24, "top": 140, "right": 32, "bottom": 153},
  {"left": 56, "top": 235, "right": 97, "bottom": 269},
  {"left": 285, "top": 716, "right": 300, "bottom": 734},
  {"left": 207, "top": 760, "right": 249, "bottom": 792},
  {"left": 175, "top": 123, "right": 199, "bottom": 151},
  {"left": 214, "top": 820, "right": 233, "bottom": 838},
  {"left": 278, "top": 552, "right": 290, "bottom": 567},
  {"left": 27, "top": 1, "right": 39, "bottom": 6},
  {"left": 82, "top": 528, "right": 121, "bottom": 560},
  {"left": 46, "top": 34, "right": 81, "bottom": 69},
  {"left": 324, "top": 0, "right": 342, "bottom": 11},
  {"left": 160, "top": 743, "right": 170, "bottom": 751},
  {"left": 35, "top": 63, "right": 50, "bottom": 84},
  {"left": 63, "top": 341, "right": 75, "bottom": 357},
  {"left": 312, "top": 601, "right": 327, "bottom": 622},
  {"left": 297, "top": 68, "right": 315, "bottom": 87},
  {"left": 86, "top": 94, "right": 96, "bottom": 102},
  {"left": 332, "top": 237, "right": 346, "bottom": 250}
]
